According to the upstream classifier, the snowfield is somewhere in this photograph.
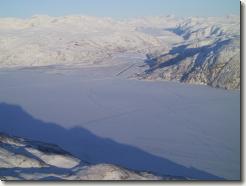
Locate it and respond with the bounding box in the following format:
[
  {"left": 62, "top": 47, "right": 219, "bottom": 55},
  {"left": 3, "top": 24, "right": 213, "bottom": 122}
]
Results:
[
  {"left": 0, "top": 15, "right": 240, "bottom": 89},
  {"left": 0, "top": 15, "right": 240, "bottom": 180},
  {"left": 0, "top": 15, "right": 173, "bottom": 68},
  {"left": 0, "top": 64, "right": 240, "bottom": 180}
]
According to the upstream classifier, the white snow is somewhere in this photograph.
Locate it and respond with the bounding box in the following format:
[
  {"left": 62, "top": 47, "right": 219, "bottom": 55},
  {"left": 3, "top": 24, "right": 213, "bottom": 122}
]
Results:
[
  {"left": 0, "top": 133, "right": 163, "bottom": 180},
  {"left": 0, "top": 147, "right": 46, "bottom": 168},
  {"left": 0, "top": 133, "right": 80, "bottom": 169},
  {"left": 0, "top": 15, "right": 240, "bottom": 180},
  {"left": 25, "top": 147, "right": 80, "bottom": 169},
  {"left": 0, "top": 15, "right": 239, "bottom": 69},
  {"left": 68, "top": 164, "right": 162, "bottom": 180}
]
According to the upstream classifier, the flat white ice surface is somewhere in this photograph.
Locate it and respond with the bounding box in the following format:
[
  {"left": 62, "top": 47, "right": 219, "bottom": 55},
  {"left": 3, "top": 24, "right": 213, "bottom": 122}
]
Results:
[{"left": 0, "top": 64, "right": 240, "bottom": 180}]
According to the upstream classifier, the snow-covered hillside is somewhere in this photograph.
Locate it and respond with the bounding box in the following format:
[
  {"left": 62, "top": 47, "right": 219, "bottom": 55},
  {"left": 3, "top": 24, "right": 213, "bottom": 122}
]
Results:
[
  {"left": 0, "top": 132, "right": 167, "bottom": 180},
  {"left": 0, "top": 15, "right": 173, "bottom": 68},
  {"left": 0, "top": 14, "right": 240, "bottom": 181},
  {"left": 135, "top": 16, "right": 240, "bottom": 89},
  {"left": 0, "top": 15, "right": 240, "bottom": 89}
]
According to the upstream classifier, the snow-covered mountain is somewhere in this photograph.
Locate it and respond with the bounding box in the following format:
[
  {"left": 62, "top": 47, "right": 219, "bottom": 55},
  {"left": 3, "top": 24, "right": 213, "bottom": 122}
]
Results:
[
  {"left": 136, "top": 16, "right": 240, "bottom": 90},
  {"left": 0, "top": 15, "right": 240, "bottom": 89},
  {"left": 0, "top": 15, "right": 172, "bottom": 68},
  {"left": 0, "top": 132, "right": 170, "bottom": 180}
]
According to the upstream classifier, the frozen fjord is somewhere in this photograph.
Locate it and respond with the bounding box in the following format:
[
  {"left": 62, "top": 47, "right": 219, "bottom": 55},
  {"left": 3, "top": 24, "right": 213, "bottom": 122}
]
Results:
[{"left": 0, "top": 64, "right": 240, "bottom": 180}]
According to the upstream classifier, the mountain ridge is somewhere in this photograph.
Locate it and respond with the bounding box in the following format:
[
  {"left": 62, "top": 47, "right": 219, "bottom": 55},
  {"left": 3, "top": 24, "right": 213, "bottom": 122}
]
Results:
[
  {"left": 0, "top": 15, "right": 240, "bottom": 89},
  {"left": 0, "top": 132, "right": 168, "bottom": 180}
]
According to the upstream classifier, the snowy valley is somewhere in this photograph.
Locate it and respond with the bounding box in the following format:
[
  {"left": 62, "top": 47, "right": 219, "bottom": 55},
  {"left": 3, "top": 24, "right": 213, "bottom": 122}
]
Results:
[
  {"left": 0, "top": 15, "right": 240, "bottom": 181},
  {"left": 0, "top": 15, "right": 240, "bottom": 89}
]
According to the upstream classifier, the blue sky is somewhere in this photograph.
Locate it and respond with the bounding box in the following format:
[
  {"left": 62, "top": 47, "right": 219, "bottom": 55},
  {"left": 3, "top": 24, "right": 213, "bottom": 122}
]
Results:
[{"left": 0, "top": 0, "right": 240, "bottom": 18}]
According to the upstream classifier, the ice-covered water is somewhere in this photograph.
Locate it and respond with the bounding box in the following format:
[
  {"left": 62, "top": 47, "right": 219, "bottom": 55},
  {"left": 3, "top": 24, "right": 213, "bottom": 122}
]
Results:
[{"left": 0, "top": 64, "right": 240, "bottom": 180}]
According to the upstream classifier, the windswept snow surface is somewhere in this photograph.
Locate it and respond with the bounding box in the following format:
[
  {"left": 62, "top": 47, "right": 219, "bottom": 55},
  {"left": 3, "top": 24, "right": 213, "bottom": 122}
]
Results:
[{"left": 0, "top": 64, "right": 240, "bottom": 180}]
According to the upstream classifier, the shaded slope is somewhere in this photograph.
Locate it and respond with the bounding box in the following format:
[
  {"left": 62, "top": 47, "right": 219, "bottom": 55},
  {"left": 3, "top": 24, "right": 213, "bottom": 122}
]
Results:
[{"left": 0, "top": 102, "right": 222, "bottom": 180}]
